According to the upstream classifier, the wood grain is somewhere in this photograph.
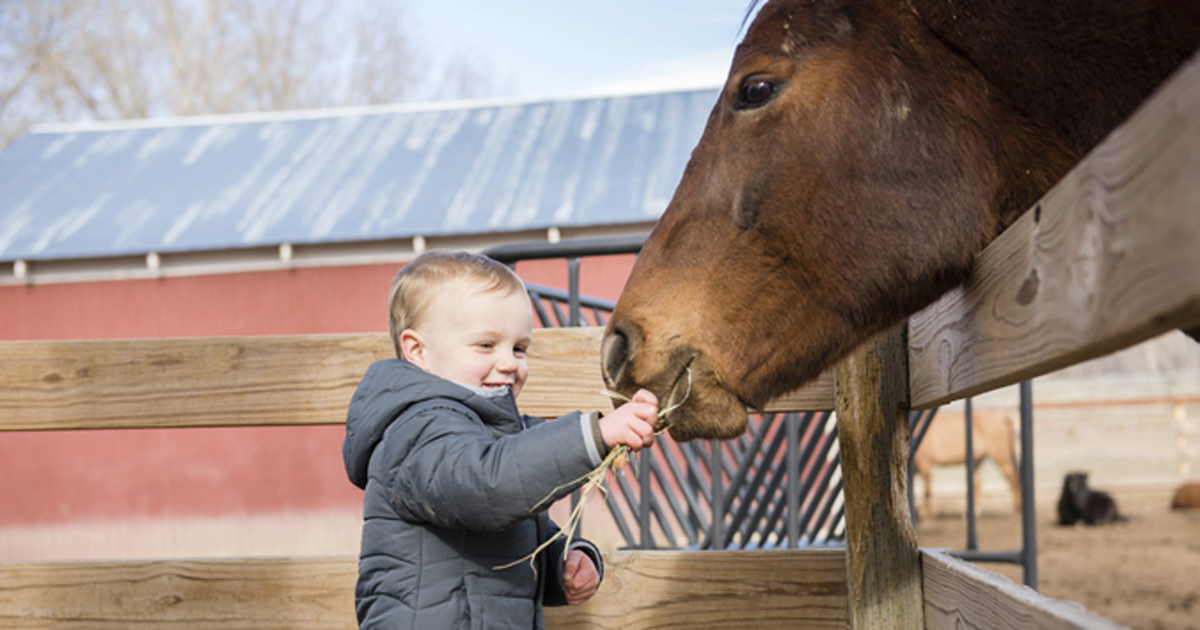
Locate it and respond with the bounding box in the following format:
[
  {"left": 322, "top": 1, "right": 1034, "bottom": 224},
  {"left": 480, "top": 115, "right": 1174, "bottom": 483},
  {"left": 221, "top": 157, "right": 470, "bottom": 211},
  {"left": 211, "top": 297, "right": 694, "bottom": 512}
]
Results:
[
  {"left": 834, "top": 324, "right": 924, "bottom": 629},
  {"left": 0, "top": 556, "right": 359, "bottom": 629},
  {"left": 922, "top": 549, "right": 1129, "bottom": 630},
  {"left": 0, "top": 550, "right": 848, "bottom": 629},
  {"left": 908, "top": 50, "right": 1200, "bottom": 409},
  {"left": 0, "top": 328, "right": 833, "bottom": 432},
  {"left": 546, "top": 549, "right": 849, "bottom": 629},
  {"left": 0, "top": 333, "right": 394, "bottom": 432}
]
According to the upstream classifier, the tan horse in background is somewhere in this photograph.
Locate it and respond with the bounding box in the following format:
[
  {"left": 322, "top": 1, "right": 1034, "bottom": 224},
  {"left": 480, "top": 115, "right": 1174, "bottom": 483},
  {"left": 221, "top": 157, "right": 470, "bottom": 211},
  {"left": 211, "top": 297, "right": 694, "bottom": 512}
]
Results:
[{"left": 913, "top": 409, "right": 1021, "bottom": 518}]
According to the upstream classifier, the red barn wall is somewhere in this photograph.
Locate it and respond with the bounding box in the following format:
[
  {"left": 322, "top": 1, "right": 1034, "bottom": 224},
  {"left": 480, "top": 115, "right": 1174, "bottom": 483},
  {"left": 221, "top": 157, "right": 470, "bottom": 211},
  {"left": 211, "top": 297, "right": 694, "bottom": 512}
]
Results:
[{"left": 0, "top": 255, "right": 636, "bottom": 531}]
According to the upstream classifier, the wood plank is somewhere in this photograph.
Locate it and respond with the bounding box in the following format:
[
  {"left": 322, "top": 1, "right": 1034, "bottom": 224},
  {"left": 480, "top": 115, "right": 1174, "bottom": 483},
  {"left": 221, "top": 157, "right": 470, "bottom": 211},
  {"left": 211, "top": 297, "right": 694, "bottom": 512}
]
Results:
[
  {"left": 0, "top": 333, "right": 394, "bottom": 432},
  {"left": 0, "top": 550, "right": 847, "bottom": 629},
  {"left": 921, "top": 549, "right": 1128, "bottom": 630},
  {"left": 521, "top": 327, "right": 613, "bottom": 418},
  {"left": 0, "top": 556, "right": 359, "bottom": 629},
  {"left": 833, "top": 324, "right": 924, "bottom": 629},
  {"left": 546, "top": 549, "right": 849, "bottom": 629},
  {"left": 763, "top": 371, "right": 836, "bottom": 413},
  {"left": 908, "top": 50, "right": 1200, "bottom": 409},
  {"left": 0, "top": 328, "right": 833, "bottom": 432}
]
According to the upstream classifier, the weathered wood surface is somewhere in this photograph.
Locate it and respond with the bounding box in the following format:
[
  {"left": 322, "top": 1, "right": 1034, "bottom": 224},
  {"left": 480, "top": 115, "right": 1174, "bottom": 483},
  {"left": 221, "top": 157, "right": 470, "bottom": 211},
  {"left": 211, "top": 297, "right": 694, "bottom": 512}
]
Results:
[
  {"left": 0, "top": 556, "right": 359, "bottom": 629},
  {"left": 0, "top": 550, "right": 848, "bottom": 630},
  {"left": 922, "top": 549, "right": 1129, "bottom": 630},
  {"left": 834, "top": 324, "right": 924, "bottom": 629},
  {"left": 547, "top": 549, "right": 848, "bottom": 629},
  {"left": 0, "top": 327, "right": 834, "bottom": 432},
  {"left": 908, "top": 49, "right": 1200, "bottom": 409},
  {"left": 0, "top": 333, "right": 393, "bottom": 432}
]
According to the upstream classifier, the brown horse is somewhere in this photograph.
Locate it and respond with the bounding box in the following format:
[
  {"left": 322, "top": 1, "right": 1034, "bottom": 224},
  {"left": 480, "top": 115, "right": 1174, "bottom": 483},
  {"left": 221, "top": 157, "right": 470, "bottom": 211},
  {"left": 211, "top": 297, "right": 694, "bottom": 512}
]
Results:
[{"left": 602, "top": 0, "right": 1200, "bottom": 441}]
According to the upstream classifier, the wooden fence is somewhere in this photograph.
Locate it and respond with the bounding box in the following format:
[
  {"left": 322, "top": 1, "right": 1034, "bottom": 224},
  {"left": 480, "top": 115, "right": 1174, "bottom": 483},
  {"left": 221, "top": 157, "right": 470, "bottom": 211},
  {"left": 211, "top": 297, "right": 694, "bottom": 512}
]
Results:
[
  {"left": 0, "top": 327, "right": 1114, "bottom": 629},
  {"left": 1, "top": 42, "right": 1196, "bottom": 630}
]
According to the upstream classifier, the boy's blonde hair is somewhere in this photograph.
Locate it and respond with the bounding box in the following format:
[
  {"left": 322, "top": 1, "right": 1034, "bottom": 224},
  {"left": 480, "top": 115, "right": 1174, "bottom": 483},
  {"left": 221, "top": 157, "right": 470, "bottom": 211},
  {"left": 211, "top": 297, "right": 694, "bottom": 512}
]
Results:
[{"left": 389, "top": 249, "right": 527, "bottom": 359}]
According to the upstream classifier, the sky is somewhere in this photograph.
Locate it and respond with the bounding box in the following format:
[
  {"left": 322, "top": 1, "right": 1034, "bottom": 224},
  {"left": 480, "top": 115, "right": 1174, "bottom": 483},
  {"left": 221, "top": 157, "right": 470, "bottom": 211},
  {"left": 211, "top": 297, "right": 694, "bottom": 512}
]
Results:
[{"left": 407, "top": 1, "right": 753, "bottom": 100}]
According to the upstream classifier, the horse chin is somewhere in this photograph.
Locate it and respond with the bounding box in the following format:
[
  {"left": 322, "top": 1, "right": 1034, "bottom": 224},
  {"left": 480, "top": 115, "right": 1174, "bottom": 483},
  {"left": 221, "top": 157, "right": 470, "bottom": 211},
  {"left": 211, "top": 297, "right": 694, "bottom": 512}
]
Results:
[{"left": 659, "top": 364, "right": 749, "bottom": 442}]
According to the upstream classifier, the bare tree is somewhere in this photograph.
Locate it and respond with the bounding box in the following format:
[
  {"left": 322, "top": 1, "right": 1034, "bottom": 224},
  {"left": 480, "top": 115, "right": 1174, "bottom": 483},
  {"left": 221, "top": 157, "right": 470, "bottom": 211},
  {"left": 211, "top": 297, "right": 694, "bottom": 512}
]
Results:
[
  {"left": 432, "top": 54, "right": 507, "bottom": 102},
  {"left": 0, "top": 0, "right": 493, "bottom": 148}
]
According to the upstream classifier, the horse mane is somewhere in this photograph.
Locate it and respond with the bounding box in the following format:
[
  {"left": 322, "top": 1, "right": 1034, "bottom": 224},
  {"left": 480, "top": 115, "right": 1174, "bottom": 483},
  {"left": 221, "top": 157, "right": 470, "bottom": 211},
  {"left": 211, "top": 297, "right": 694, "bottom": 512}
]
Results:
[{"left": 739, "top": 1, "right": 766, "bottom": 39}]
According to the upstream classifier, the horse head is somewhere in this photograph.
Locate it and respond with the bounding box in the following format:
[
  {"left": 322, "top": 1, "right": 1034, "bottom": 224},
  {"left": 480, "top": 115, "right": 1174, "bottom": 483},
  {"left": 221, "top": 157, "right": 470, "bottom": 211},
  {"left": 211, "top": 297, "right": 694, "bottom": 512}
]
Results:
[{"left": 601, "top": 0, "right": 1108, "bottom": 441}]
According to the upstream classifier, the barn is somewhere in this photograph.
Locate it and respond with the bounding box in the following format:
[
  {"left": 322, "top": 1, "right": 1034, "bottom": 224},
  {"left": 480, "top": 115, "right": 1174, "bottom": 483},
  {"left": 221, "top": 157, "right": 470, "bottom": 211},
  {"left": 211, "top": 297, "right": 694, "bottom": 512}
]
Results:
[{"left": 0, "top": 87, "right": 717, "bottom": 560}]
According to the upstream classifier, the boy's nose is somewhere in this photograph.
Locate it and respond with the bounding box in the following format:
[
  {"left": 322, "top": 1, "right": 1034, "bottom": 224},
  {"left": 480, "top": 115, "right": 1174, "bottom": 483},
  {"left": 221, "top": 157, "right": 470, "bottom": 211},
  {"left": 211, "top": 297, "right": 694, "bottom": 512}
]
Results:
[{"left": 496, "top": 354, "right": 518, "bottom": 372}]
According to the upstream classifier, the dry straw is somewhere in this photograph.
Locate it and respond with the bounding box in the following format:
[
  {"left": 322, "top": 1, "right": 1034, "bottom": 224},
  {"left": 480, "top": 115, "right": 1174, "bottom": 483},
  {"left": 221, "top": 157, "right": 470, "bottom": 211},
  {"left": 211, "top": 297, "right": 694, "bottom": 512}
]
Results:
[{"left": 494, "top": 370, "right": 692, "bottom": 574}]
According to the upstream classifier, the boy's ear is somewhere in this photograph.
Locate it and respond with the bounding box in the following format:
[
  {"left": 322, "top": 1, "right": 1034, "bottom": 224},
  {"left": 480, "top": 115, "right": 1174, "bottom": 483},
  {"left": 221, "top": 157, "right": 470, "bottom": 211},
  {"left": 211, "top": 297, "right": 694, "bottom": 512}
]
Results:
[{"left": 399, "top": 329, "right": 430, "bottom": 370}]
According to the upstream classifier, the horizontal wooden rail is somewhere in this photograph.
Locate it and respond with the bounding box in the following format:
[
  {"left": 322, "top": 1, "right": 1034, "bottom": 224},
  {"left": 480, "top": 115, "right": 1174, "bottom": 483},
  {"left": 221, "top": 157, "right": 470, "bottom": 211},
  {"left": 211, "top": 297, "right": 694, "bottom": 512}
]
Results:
[
  {"left": 0, "top": 550, "right": 849, "bottom": 630},
  {"left": 0, "top": 556, "right": 358, "bottom": 630},
  {"left": 908, "top": 49, "right": 1200, "bottom": 409},
  {"left": 2, "top": 549, "right": 1130, "bottom": 629},
  {"left": 922, "top": 550, "right": 1126, "bottom": 630},
  {"left": 0, "top": 333, "right": 393, "bottom": 432},
  {"left": 0, "top": 327, "right": 834, "bottom": 433},
  {"left": 548, "top": 549, "right": 848, "bottom": 629}
]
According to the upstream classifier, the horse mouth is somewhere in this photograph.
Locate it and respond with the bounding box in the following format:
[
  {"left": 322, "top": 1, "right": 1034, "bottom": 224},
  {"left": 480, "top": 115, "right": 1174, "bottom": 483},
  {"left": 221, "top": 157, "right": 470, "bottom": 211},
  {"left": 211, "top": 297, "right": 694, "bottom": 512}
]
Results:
[
  {"left": 655, "top": 365, "right": 696, "bottom": 432},
  {"left": 655, "top": 359, "right": 750, "bottom": 442},
  {"left": 600, "top": 327, "right": 749, "bottom": 442}
]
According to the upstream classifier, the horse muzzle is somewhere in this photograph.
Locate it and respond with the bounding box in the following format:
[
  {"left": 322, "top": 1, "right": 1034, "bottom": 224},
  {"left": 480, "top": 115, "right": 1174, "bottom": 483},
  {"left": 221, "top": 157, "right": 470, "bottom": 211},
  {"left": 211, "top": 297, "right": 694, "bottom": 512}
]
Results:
[{"left": 601, "top": 321, "right": 748, "bottom": 442}]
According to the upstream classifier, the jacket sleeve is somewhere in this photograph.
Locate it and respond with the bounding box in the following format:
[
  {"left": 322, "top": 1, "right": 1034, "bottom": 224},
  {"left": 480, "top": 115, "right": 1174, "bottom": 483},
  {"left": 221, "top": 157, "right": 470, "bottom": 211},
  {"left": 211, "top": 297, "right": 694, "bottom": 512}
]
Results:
[
  {"left": 543, "top": 519, "right": 569, "bottom": 607},
  {"left": 378, "top": 402, "right": 600, "bottom": 531}
]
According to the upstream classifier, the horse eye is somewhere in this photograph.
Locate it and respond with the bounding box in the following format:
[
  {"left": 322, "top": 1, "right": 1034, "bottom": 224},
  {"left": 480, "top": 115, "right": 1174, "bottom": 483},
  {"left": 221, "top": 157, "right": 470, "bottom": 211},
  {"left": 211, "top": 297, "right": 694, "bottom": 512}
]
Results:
[{"left": 736, "top": 79, "right": 776, "bottom": 109}]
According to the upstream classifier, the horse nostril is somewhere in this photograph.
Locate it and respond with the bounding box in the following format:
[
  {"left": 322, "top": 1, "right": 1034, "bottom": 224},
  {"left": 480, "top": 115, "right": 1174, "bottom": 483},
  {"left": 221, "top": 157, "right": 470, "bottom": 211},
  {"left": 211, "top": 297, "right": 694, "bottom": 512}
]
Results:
[{"left": 601, "top": 323, "right": 636, "bottom": 387}]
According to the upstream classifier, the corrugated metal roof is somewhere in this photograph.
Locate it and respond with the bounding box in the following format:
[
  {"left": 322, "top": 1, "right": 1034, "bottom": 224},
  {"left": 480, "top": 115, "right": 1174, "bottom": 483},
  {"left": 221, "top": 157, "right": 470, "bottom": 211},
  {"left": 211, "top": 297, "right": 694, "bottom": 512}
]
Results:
[{"left": 0, "top": 89, "right": 719, "bottom": 262}]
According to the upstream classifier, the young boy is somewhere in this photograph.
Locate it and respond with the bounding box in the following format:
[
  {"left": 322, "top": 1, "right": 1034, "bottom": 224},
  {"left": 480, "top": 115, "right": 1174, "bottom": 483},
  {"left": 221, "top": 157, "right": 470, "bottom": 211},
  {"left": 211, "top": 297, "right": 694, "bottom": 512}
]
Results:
[{"left": 343, "top": 249, "right": 659, "bottom": 629}]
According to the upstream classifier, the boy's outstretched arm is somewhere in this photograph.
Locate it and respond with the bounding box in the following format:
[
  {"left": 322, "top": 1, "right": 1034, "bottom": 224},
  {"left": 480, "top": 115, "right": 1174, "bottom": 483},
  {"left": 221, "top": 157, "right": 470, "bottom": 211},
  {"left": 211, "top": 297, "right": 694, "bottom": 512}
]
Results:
[{"left": 599, "top": 389, "right": 658, "bottom": 452}]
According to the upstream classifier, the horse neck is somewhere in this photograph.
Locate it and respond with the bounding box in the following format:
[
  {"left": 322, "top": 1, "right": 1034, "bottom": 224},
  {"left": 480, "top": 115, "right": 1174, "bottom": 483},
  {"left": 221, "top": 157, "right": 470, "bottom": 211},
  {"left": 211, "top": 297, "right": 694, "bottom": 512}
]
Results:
[{"left": 907, "top": 0, "right": 1200, "bottom": 156}]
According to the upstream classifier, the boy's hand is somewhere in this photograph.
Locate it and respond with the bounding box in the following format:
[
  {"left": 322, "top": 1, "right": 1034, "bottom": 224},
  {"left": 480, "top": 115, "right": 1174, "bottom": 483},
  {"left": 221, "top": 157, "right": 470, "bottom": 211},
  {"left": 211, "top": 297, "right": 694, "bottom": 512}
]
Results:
[
  {"left": 599, "top": 389, "right": 658, "bottom": 452},
  {"left": 562, "top": 548, "right": 601, "bottom": 605}
]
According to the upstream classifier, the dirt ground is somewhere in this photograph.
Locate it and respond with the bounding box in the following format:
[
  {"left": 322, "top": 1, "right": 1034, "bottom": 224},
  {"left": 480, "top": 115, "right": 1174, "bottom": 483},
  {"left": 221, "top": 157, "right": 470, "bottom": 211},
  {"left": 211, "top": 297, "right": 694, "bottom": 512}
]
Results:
[{"left": 916, "top": 487, "right": 1200, "bottom": 630}]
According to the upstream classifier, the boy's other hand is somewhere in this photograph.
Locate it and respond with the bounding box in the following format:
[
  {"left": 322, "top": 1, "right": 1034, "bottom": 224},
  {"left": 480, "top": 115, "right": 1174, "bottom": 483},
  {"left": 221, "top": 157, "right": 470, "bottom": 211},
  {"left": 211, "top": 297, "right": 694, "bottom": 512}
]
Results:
[
  {"left": 562, "top": 548, "right": 601, "bottom": 605},
  {"left": 599, "top": 389, "right": 658, "bottom": 452}
]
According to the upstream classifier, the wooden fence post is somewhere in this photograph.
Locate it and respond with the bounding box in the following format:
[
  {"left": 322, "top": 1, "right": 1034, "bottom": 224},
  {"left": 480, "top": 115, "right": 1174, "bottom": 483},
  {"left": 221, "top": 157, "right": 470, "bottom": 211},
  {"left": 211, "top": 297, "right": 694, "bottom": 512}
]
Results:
[{"left": 834, "top": 322, "right": 924, "bottom": 628}]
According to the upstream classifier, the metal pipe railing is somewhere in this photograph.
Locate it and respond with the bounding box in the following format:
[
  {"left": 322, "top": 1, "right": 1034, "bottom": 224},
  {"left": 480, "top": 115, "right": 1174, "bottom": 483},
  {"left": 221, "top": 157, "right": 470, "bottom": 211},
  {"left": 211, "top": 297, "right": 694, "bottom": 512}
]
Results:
[{"left": 482, "top": 235, "right": 647, "bottom": 263}]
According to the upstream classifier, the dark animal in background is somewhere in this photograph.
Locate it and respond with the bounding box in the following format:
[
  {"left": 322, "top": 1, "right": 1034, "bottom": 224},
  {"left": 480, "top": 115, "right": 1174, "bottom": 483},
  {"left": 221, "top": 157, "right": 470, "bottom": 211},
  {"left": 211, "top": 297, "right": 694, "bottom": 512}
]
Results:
[
  {"left": 1057, "top": 472, "right": 1124, "bottom": 526},
  {"left": 1170, "top": 481, "right": 1200, "bottom": 510}
]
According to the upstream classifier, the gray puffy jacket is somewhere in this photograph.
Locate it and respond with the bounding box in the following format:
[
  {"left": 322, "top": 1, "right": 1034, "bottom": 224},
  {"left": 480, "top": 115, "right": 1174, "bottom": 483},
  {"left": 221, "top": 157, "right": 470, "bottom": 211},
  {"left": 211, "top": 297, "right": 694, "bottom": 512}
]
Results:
[{"left": 343, "top": 360, "right": 606, "bottom": 629}]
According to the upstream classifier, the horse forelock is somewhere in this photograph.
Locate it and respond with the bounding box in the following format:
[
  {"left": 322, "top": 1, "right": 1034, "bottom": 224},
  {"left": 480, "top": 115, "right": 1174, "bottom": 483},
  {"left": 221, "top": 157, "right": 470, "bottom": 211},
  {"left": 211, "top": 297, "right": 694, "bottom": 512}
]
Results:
[{"left": 739, "top": 1, "right": 767, "bottom": 40}]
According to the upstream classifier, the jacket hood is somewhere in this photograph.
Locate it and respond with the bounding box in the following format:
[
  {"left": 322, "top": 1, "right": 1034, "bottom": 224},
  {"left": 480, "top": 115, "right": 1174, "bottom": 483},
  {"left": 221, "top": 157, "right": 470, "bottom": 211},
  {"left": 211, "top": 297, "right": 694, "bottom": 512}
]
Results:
[{"left": 343, "top": 359, "right": 520, "bottom": 489}]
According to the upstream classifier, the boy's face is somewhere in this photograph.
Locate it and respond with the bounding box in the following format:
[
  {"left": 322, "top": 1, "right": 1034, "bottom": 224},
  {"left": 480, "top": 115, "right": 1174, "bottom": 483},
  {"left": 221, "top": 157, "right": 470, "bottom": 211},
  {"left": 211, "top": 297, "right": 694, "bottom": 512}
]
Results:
[{"left": 401, "top": 278, "right": 533, "bottom": 397}]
